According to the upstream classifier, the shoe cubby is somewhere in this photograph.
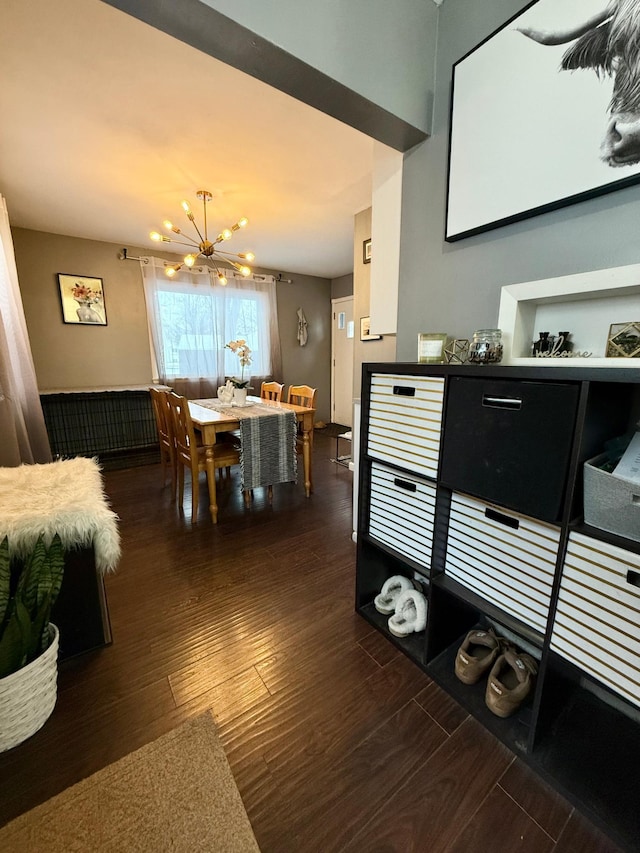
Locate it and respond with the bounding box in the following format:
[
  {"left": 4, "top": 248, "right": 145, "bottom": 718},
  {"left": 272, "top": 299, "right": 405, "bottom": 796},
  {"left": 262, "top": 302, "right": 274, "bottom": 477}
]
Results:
[
  {"left": 533, "top": 652, "right": 640, "bottom": 851},
  {"left": 355, "top": 537, "right": 429, "bottom": 667},
  {"left": 356, "top": 363, "right": 640, "bottom": 851},
  {"left": 426, "top": 583, "right": 542, "bottom": 757}
]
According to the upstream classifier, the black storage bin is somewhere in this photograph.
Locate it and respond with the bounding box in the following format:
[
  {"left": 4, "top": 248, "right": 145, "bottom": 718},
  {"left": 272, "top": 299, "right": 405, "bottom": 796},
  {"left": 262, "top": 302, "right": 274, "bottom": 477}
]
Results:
[{"left": 440, "top": 377, "right": 580, "bottom": 522}]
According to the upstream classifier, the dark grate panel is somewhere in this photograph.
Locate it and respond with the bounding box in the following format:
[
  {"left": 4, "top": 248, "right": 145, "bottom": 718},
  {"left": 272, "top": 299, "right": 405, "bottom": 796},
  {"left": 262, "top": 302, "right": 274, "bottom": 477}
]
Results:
[{"left": 40, "top": 390, "right": 159, "bottom": 468}]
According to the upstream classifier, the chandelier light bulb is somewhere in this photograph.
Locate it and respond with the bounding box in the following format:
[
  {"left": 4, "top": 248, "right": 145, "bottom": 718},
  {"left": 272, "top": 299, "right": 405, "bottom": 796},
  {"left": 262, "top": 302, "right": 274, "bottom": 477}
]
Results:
[{"left": 152, "top": 191, "right": 255, "bottom": 279}]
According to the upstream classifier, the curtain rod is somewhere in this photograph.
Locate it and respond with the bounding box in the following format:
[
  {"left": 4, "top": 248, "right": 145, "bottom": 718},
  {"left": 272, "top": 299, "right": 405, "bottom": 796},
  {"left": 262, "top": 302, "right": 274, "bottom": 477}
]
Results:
[
  {"left": 118, "top": 248, "right": 143, "bottom": 261},
  {"left": 119, "top": 248, "right": 294, "bottom": 283}
]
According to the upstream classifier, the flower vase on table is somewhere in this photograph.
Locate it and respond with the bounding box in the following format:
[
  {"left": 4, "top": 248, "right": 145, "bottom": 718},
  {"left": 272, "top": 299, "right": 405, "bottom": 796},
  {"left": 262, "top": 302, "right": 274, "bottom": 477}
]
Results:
[{"left": 225, "top": 338, "right": 252, "bottom": 407}]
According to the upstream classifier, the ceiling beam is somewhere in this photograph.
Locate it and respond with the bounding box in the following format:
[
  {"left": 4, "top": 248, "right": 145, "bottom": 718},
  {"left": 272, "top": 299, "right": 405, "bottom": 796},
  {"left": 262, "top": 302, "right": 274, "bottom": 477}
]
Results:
[{"left": 101, "top": 0, "right": 428, "bottom": 152}]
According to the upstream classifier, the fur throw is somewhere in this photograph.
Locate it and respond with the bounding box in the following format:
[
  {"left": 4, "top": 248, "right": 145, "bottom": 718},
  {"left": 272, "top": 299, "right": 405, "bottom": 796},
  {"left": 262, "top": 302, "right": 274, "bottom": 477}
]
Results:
[{"left": 0, "top": 457, "right": 120, "bottom": 573}]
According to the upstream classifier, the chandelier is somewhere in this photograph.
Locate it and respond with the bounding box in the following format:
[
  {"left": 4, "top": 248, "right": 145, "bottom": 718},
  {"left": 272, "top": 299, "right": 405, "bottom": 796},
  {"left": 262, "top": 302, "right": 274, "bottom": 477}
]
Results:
[{"left": 150, "top": 189, "right": 254, "bottom": 284}]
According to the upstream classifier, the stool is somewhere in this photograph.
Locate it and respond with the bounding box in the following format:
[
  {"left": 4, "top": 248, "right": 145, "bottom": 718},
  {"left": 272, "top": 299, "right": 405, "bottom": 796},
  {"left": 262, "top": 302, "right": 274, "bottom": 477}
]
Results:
[{"left": 335, "top": 431, "right": 352, "bottom": 468}]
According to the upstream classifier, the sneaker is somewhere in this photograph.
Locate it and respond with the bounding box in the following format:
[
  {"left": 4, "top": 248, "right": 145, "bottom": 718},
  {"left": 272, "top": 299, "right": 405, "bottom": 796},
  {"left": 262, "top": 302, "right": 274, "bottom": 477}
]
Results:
[
  {"left": 485, "top": 650, "right": 538, "bottom": 718},
  {"left": 454, "top": 628, "right": 504, "bottom": 685}
]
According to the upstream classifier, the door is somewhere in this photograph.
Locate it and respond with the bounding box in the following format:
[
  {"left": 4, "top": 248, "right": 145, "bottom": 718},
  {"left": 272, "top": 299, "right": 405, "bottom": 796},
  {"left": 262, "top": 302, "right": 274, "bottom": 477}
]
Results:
[{"left": 331, "top": 296, "right": 354, "bottom": 426}]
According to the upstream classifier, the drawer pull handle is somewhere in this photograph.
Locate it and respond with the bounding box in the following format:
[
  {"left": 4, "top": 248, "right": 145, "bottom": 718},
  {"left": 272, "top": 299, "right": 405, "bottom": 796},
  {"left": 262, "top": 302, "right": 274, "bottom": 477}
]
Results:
[
  {"left": 485, "top": 507, "right": 520, "bottom": 530},
  {"left": 626, "top": 570, "right": 640, "bottom": 589},
  {"left": 482, "top": 395, "right": 522, "bottom": 411},
  {"left": 393, "top": 386, "right": 416, "bottom": 397},
  {"left": 394, "top": 477, "right": 417, "bottom": 492}
]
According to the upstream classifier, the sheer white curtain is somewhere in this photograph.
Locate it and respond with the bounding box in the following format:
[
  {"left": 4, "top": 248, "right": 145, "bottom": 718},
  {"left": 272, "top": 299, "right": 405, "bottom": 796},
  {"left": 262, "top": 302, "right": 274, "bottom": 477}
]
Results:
[
  {"left": 140, "top": 257, "right": 283, "bottom": 399},
  {"left": 0, "top": 196, "right": 51, "bottom": 466}
]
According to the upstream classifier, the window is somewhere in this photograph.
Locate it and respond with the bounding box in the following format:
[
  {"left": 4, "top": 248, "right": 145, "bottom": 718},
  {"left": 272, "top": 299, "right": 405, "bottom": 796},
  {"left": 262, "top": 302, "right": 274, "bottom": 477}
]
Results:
[{"left": 141, "top": 259, "right": 281, "bottom": 391}]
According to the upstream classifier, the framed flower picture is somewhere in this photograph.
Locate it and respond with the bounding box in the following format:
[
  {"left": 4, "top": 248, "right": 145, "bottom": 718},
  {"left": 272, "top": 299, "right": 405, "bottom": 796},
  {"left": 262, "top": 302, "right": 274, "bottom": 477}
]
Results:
[{"left": 58, "top": 274, "right": 107, "bottom": 325}]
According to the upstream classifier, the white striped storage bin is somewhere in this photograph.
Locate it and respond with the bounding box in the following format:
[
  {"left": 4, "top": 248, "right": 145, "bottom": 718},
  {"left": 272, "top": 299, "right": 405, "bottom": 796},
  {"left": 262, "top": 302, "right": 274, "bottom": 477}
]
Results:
[
  {"left": 368, "top": 373, "right": 444, "bottom": 480},
  {"left": 444, "top": 493, "right": 560, "bottom": 633},
  {"left": 551, "top": 532, "right": 640, "bottom": 708},
  {"left": 369, "top": 462, "right": 436, "bottom": 573}
]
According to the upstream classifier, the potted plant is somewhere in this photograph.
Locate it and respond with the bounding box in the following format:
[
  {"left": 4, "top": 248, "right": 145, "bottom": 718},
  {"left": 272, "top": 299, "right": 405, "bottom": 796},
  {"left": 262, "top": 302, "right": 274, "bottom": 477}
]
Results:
[
  {"left": 225, "top": 339, "right": 253, "bottom": 405},
  {"left": 0, "top": 533, "right": 65, "bottom": 751}
]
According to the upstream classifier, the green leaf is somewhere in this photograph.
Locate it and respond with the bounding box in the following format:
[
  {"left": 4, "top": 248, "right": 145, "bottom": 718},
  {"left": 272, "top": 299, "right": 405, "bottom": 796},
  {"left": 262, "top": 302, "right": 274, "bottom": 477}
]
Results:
[
  {"left": 19, "top": 536, "right": 46, "bottom": 613},
  {"left": 0, "top": 599, "right": 31, "bottom": 678},
  {"left": 45, "top": 535, "right": 65, "bottom": 609},
  {"left": 0, "top": 537, "right": 10, "bottom": 628},
  {"left": 27, "top": 596, "right": 52, "bottom": 662}
]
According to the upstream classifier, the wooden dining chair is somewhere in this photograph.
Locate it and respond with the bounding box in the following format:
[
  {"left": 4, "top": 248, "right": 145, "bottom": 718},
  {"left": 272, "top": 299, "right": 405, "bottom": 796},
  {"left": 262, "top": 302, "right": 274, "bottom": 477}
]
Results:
[
  {"left": 286, "top": 384, "right": 317, "bottom": 491},
  {"left": 149, "top": 387, "right": 176, "bottom": 496},
  {"left": 166, "top": 392, "right": 241, "bottom": 523},
  {"left": 287, "top": 384, "right": 317, "bottom": 409},
  {"left": 260, "top": 381, "right": 284, "bottom": 402}
]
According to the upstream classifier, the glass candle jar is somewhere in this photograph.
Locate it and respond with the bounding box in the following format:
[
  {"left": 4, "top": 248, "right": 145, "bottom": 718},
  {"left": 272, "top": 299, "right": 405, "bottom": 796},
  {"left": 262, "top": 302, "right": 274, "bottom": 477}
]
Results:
[
  {"left": 417, "top": 332, "right": 447, "bottom": 364},
  {"left": 468, "top": 329, "right": 503, "bottom": 364}
]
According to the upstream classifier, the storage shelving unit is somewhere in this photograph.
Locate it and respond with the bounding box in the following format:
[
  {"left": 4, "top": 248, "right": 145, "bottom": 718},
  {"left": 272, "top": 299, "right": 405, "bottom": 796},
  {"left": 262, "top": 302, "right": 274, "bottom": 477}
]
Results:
[{"left": 355, "top": 363, "right": 640, "bottom": 852}]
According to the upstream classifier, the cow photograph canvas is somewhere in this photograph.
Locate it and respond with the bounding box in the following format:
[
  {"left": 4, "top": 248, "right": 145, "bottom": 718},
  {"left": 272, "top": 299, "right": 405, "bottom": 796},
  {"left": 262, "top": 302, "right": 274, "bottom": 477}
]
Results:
[{"left": 445, "top": 0, "right": 640, "bottom": 241}]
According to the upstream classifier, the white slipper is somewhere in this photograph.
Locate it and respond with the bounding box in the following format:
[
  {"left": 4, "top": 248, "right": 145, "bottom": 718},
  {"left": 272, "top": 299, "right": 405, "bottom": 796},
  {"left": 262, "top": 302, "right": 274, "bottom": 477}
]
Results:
[
  {"left": 374, "top": 575, "right": 414, "bottom": 614},
  {"left": 388, "top": 589, "right": 428, "bottom": 637}
]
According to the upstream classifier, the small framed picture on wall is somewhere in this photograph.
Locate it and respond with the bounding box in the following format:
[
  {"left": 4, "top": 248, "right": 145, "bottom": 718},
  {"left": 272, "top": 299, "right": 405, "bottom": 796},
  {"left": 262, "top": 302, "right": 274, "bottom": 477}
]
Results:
[
  {"left": 360, "top": 316, "right": 381, "bottom": 341},
  {"left": 58, "top": 273, "right": 107, "bottom": 325},
  {"left": 363, "top": 238, "right": 372, "bottom": 264}
]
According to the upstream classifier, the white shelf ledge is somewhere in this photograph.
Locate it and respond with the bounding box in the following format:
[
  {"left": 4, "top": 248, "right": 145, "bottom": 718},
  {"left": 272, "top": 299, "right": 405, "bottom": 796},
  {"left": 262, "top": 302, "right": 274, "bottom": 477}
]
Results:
[{"left": 498, "top": 264, "right": 640, "bottom": 368}]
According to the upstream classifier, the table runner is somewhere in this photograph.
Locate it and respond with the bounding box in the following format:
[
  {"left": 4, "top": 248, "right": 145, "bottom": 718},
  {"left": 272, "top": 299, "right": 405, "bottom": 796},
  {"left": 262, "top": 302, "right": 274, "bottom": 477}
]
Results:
[{"left": 192, "top": 399, "right": 297, "bottom": 490}]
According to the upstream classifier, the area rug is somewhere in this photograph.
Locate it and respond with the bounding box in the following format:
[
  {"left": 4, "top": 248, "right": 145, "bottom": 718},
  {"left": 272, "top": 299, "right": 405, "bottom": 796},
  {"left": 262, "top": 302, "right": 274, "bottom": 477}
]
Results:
[{"left": 0, "top": 713, "right": 260, "bottom": 852}]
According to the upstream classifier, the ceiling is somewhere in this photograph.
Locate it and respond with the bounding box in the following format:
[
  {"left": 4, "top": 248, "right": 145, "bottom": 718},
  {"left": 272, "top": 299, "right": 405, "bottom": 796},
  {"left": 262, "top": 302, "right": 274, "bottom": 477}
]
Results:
[{"left": 0, "top": 0, "right": 376, "bottom": 279}]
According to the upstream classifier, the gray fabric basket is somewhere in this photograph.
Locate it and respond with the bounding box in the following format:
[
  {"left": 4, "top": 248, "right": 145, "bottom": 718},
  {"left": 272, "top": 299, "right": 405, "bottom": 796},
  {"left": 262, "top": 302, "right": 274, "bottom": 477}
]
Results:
[{"left": 583, "top": 453, "right": 640, "bottom": 542}]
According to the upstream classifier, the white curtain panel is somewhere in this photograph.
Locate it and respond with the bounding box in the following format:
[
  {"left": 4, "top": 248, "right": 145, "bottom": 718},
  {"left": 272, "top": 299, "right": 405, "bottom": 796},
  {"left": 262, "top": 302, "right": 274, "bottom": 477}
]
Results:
[
  {"left": 0, "top": 195, "right": 51, "bottom": 466},
  {"left": 140, "top": 257, "right": 283, "bottom": 399}
]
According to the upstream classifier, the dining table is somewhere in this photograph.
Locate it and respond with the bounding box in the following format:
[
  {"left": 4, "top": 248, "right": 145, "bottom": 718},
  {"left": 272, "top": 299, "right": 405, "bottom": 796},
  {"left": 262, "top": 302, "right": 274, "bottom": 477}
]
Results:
[{"left": 188, "top": 395, "right": 316, "bottom": 523}]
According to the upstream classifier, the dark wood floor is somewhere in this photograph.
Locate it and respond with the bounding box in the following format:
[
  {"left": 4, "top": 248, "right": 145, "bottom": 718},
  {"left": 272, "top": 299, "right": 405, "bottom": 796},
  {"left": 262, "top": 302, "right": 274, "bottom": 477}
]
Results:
[{"left": 0, "top": 431, "right": 625, "bottom": 851}]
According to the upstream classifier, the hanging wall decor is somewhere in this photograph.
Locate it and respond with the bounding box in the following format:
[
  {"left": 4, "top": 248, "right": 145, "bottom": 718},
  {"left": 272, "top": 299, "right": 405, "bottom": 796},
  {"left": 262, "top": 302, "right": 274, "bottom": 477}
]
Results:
[
  {"left": 58, "top": 274, "right": 107, "bottom": 326},
  {"left": 360, "top": 317, "right": 381, "bottom": 341},
  {"left": 445, "top": 0, "right": 640, "bottom": 242}
]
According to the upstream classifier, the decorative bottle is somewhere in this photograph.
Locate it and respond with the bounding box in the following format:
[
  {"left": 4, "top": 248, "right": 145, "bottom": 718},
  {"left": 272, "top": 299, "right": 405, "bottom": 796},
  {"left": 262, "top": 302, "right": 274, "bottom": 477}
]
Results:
[{"left": 468, "top": 329, "right": 503, "bottom": 364}]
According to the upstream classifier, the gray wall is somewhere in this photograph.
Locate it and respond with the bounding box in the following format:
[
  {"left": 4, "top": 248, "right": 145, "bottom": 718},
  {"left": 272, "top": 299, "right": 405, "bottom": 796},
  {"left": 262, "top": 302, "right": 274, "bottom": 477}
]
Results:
[
  {"left": 275, "top": 273, "right": 332, "bottom": 421},
  {"left": 12, "top": 228, "right": 332, "bottom": 422},
  {"left": 201, "top": 0, "right": 438, "bottom": 133},
  {"left": 396, "top": 0, "right": 640, "bottom": 359},
  {"left": 331, "top": 273, "right": 353, "bottom": 301}
]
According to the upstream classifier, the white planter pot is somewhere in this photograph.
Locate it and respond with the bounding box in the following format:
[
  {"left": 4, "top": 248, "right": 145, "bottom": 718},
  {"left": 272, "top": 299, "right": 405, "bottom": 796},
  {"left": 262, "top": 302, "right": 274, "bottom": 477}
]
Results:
[
  {"left": 0, "top": 623, "right": 59, "bottom": 752},
  {"left": 233, "top": 387, "right": 247, "bottom": 407}
]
